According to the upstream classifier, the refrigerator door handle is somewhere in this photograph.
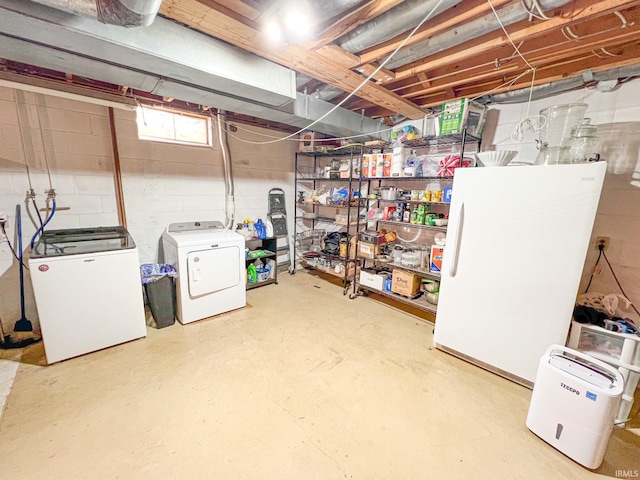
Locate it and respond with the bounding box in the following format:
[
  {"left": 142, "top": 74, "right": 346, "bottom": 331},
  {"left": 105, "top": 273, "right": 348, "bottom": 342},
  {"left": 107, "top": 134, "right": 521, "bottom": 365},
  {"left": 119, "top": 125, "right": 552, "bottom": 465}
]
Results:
[{"left": 449, "top": 203, "right": 465, "bottom": 277}]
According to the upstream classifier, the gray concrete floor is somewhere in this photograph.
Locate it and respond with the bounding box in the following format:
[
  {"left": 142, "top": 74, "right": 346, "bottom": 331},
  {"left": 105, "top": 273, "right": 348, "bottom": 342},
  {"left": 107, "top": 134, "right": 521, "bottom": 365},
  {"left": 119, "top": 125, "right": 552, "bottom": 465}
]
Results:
[{"left": 0, "top": 270, "right": 638, "bottom": 479}]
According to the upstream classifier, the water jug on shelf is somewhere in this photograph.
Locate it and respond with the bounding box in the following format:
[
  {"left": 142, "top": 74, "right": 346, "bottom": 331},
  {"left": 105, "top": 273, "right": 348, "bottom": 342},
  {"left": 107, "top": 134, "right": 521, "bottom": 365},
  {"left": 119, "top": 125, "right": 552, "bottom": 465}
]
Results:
[{"left": 570, "top": 118, "right": 601, "bottom": 163}]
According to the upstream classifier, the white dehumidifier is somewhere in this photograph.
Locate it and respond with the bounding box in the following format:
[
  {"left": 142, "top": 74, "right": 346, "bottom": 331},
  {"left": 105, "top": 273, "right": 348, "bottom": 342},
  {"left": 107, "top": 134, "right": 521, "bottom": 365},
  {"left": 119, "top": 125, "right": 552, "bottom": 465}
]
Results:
[{"left": 526, "top": 345, "right": 624, "bottom": 469}]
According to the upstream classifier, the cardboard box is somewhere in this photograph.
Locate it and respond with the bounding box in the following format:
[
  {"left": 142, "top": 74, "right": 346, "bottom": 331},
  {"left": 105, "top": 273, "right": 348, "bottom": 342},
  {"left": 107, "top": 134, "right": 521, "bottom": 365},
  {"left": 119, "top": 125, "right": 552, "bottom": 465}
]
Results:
[
  {"left": 299, "top": 131, "right": 325, "bottom": 152},
  {"left": 439, "top": 98, "right": 487, "bottom": 137},
  {"left": 358, "top": 242, "right": 379, "bottom": 259},
  {"left": 339, "top": 161, "right": 351, "bottom": 178},
  {"left": 359, "top": 269, "right": 385, "bottom": 291},
  {"left": 391, "top": 269, "right": 421, "bottom": 297},
  {"left": 359, "top": 231, "right": 387, "bottom": 245},
  {"left": 430, "top": 245, "right": 445, "bottom": 273},
  {"left": 361, "top": 154, "right": 374, "bottom": 178}
]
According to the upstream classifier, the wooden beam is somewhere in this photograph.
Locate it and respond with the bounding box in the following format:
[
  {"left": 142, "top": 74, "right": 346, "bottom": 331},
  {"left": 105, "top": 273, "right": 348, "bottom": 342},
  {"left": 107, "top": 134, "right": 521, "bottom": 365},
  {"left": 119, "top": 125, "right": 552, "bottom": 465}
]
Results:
[
  {"left": 315, "top": 44, "right": 361, "bottom": 69},
  {"left": 412, "top": 47, "right": 640, "bottom": 108},
  {"left": 392, "top": 0, "right": 640, "bottom": 82},
  {"left": 355, "top": 63, "right": 396, "bottom": 82},
  {"left": 358, "top": 0, "right": 515, "bottom": 66},
  {"left": 161, "top": 0, "right": 425, "bottom": 119},
  {"left": 213, "top": 0, "right": 261, "bottom": 22},
  {"left": 393, "top": 17, "right": 640, "bottom": 100},
  {"left": 306, "top": 0, "right": 406, "bottom": 51}
]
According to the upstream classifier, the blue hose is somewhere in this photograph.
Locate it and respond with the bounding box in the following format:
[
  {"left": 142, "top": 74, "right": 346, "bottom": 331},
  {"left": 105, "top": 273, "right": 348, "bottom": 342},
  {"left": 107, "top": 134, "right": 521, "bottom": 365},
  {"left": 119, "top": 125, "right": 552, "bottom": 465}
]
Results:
[{"left": 30, "top": 198, "right": 56, "bottom": 248}]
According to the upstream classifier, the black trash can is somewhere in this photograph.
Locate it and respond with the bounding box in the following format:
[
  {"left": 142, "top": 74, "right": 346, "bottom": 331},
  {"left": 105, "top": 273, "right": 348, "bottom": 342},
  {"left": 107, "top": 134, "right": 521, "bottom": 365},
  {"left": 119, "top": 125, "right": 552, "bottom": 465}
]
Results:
[{"left": 140, "top": 264, "right": 177, "bottom": 328}]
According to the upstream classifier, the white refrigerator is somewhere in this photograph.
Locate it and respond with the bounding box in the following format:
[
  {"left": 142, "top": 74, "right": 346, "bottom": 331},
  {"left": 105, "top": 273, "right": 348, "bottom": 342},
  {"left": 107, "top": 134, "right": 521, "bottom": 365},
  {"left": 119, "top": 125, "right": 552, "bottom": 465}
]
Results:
[{"left": 433, "top": 162, "right": 607, "bottom": 386}]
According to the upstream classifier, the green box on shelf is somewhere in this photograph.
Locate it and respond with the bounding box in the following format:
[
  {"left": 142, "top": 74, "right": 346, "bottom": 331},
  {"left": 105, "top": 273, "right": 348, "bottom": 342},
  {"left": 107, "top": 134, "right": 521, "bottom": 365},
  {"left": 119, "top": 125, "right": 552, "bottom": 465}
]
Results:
[{"left": 439, "top": 98, "right": 486, "bottom": 137}]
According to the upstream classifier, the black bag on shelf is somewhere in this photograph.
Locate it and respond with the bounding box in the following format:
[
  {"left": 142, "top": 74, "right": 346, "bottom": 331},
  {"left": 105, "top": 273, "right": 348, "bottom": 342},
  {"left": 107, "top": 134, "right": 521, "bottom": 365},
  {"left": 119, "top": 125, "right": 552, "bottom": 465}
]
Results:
[{"left": 322, "top": 232, "right": 346, "bottom": 256}]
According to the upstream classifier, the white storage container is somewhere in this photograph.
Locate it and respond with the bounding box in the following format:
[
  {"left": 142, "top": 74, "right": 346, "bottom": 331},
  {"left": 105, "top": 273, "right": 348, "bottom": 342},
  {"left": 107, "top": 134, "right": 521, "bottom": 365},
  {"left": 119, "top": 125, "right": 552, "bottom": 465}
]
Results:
[
  {"left": 359, "top": 269, "right": 385, "bottom": 290},
  {"left": 568, "top": 321, "right": 640, "bottom": 423}
]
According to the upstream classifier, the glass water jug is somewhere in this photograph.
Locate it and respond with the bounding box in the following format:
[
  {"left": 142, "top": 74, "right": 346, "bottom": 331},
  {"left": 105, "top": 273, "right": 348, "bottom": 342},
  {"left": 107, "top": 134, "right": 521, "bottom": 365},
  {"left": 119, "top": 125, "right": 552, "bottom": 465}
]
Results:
[{"left": 570, "top": 118, "right": 601, "bottom": 163}]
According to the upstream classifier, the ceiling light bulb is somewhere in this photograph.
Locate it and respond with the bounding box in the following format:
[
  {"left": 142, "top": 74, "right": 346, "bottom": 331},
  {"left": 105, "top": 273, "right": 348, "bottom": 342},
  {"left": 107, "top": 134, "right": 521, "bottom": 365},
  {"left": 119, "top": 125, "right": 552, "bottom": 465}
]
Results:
[
  {"left": 265, "top": 19, "right": 282, "bottom": 43},
  {"left": 285, "top": 10, "right": 311, "bottom": 36}
]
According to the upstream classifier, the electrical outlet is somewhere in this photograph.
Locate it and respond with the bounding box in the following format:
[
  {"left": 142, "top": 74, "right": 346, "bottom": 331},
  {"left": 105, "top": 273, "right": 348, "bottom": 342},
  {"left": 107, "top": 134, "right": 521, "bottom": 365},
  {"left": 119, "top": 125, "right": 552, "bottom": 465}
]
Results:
[
  {"left": 595, "top": 236, "right": 610, "bottom": 250},
  {"left": 0, "top": 211, "right": 7, "bottom": 229}
]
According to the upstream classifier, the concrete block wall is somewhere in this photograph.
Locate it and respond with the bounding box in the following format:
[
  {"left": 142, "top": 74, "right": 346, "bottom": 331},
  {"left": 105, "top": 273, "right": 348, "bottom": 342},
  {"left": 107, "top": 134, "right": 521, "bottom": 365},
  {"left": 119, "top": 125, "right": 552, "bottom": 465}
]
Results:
[
  {"left": 0, "top": 86, "right": 297, "bottom": 333},
  {"left": 485, "top": 79, "right": 640, "bottom": 321}
]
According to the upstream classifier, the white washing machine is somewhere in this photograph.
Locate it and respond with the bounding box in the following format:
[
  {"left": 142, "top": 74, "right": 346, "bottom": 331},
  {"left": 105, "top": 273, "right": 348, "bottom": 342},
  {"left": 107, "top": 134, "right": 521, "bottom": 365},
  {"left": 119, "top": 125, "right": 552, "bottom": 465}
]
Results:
[
  {"left": 162, "top": 221, "right": 246, "bottom": 324},
  {"left": 29, "top": 226, "right": 147, "bottom": 364}
]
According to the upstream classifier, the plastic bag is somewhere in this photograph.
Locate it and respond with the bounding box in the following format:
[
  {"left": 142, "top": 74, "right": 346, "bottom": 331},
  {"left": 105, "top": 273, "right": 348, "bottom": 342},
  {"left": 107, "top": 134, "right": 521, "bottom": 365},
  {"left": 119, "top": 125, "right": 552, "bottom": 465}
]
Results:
[{"left": 140, "top": 263, "right": 177, "bottom": 285}]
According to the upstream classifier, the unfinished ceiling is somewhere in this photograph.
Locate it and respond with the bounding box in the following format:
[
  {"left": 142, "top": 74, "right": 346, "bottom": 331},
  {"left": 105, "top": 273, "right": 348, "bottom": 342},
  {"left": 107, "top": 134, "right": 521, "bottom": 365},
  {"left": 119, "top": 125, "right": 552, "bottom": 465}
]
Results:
[{"left": 1, "top": 0, "right": 640, "bottom": 137}]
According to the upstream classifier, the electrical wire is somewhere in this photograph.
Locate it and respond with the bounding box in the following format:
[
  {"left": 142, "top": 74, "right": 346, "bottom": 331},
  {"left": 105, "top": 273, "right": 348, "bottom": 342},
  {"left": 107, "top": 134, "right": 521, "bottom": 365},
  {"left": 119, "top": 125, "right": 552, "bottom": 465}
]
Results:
[
  {"left": 584, "top": 247, "right": 603, "bottom": 294},
  {"left": 224, "top": 119, "right": 396, "bottom": 143},
  {"left": 602, "top": 249, "right": 640, "bottom": 318},
  {"left": 0, "top": 223, "right": 29, "bottom": 270},
  {"left": 486, "top": 0, "right": 547, "bottom": 143},
  {"left": 522, "top": 0, "right": 551, "bottom": 20},
  {"left": 614, "top": 403, "right": 640, "bottom": 426},
  {"left": 227, "top": 0, "right": 446, "bottom": 146}
]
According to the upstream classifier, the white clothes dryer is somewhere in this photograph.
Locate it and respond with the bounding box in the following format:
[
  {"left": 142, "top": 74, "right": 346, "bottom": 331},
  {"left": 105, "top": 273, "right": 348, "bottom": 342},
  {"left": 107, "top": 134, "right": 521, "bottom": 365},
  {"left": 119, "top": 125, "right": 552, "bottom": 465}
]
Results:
[{"left": 162, "top": 221, "right": 246, "bottom": 324}]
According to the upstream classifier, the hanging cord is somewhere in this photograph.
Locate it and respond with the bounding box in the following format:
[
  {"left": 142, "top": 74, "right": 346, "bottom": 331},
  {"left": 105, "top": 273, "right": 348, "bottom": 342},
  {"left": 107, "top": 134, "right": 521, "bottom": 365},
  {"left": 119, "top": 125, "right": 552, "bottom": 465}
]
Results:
[
  {"left": 0, "top": 222, "right": 29, "bottom": 270},
  {"left": 614, "top": 402, "right": 640, "bottom": 426},
  {"left": 521, "top": 0, "right": 551, "bottom": 20},
  {"left": 601, "top": 248, "right": 640, "bottom": 318},
  {"left": 583, "top": 246, "right": 603, "bottom": 294},
  {"left": 227, "top": 0, "right": 446, "bottom": 145},
  {"left": 487, "top": 0, "right": 546, "bottom": 142}
]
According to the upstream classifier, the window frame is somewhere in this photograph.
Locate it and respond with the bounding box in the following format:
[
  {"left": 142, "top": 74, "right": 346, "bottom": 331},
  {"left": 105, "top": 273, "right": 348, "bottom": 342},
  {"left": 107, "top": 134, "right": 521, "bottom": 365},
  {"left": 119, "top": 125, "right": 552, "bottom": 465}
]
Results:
[{"left": 136, "top": 106, "right": 213, "bottom": 148}]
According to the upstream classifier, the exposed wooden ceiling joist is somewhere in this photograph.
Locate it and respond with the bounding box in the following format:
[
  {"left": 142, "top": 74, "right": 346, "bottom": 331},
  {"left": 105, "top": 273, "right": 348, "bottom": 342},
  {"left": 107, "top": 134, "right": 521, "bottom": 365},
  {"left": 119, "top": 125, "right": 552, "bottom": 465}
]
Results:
[
  {"left": 160, "top": 0, "right": 426, "bottom": 119},
  {"left": 391, "top": 0, "right": 640, "bottom": 82},
  {"left": 5, "top": 0, "right": 640, "bottom": 132}
]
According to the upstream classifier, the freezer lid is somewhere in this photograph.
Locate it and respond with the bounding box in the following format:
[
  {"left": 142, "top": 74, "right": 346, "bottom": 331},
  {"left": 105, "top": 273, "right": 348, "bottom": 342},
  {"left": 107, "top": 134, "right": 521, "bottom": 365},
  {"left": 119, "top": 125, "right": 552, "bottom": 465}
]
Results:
[{"left": 31, "top": 226, "right": 136, "bottom": 258}]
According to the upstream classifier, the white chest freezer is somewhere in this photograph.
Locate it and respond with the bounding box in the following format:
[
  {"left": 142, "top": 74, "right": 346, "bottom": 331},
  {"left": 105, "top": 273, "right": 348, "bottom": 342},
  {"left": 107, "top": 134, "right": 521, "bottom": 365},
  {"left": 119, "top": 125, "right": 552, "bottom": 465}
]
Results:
[{"left": 526, "top": 345, "right": 624, "bottom": 469}]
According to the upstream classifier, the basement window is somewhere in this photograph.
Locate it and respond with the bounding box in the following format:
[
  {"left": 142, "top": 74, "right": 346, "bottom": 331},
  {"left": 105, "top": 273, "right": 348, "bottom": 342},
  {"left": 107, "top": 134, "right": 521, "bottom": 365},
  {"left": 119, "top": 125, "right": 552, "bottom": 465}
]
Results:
[{"left": 136, "top": 106, "right": 212, "bottom": 147}]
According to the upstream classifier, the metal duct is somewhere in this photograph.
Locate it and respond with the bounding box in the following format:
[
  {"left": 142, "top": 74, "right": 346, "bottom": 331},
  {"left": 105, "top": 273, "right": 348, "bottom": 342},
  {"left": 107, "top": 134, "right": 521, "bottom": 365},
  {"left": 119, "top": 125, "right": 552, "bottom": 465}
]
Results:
[
  {"left": 384, "top": 0, "right": 572, "bottom": 69},
  {"left": 29, "top": 0, "right": 163, "bottom": 27},
  {"left": 317, "top": 0, "right": 568, "bottom": 102},
  {"left": 478, "top": 65, "right": 640, "bottom": 104},
  {"left": 337, "top": 0, "right": 463, "bottom": 53},
  {"left": 0, "top": 1, "right": 387, "bottom": 140},
  {"left": 0, "top": 1, "right": 296, "bottom": 108},
  {"left": 308, "top": 0, "right": 364, "bottom": 24}
]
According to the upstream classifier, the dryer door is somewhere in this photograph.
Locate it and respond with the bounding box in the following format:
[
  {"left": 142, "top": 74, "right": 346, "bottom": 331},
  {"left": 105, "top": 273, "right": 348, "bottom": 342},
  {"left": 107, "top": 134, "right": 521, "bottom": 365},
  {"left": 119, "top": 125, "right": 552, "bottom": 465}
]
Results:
[{"left": 186, "top": 246, "right": 241, "bottom": 298}]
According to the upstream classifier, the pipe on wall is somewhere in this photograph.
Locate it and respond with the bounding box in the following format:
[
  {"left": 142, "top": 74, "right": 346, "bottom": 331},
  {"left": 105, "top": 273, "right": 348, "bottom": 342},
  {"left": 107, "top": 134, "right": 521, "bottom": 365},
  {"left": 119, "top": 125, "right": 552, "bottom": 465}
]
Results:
[
  {"left": 108, "top": 107, "right": 127, "bottom": 228},
  {"left": 216, "top": 111, "right": 236, "bottom": 230}
]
